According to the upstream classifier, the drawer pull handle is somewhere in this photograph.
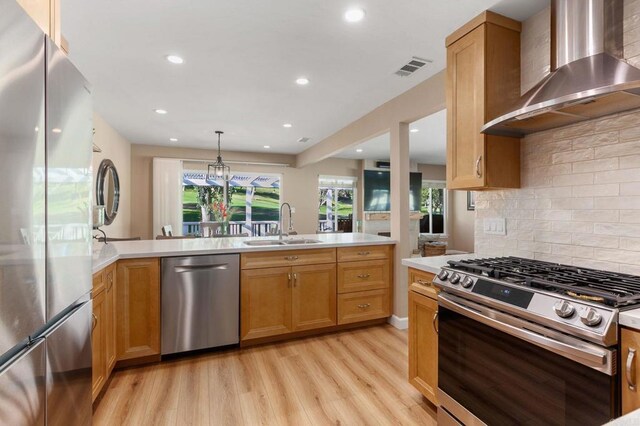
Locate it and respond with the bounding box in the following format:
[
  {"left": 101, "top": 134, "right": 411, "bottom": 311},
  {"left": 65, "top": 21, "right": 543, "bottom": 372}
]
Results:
[
  {"left": 357, "top": 274, "right": 370, "bottom": 279},
  {"left": 357, "top": 251, "right": 370, "bottom": 256},
  {"left": 288, "top": 273, "right": 292, "bottom": 288},
  {"left": 433, "top": 312, "right": 439, "bottom": 334},
  {"left": 416, "top": 279, "right": 431, "bottom": 286},
  {"left": 357, "top": 303, "right": 371, "bottom": 309},
  {"left": 285, "top": 255, "right": 299, "bottom": 261},
  {"left": 627, "top": 348, "right": 637, "bottom": 391},
  {"left": 91, "top": 314, "right": 98, "bottom": 331},
  {"left": 293, "top": 273, "right": 298, "bottom": 287},
  {"left": 475, "top": 155, "right": 482, "bottom": 178}
]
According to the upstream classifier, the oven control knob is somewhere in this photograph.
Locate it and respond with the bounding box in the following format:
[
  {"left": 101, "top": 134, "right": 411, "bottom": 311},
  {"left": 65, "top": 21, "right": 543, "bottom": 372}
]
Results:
[
  {"left": 579, "top": 307, "right": 602, "bottom": 327},
  {"left": 461, "top": 276, "right": 474, "bottom": 288},
  {"left": 449, "top": 273, "right": 461, "bottom": 285},
  {"left": 553, "top": 300, "right": 575, "bottom": 318},
  {"left": 437, "top": 270, "right": 449, "bottom": 281}
]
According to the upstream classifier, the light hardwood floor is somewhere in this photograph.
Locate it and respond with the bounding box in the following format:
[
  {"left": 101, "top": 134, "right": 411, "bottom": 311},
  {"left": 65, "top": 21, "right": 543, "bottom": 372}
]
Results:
[{"left": 93, "top": 325, "right": 437, "bottom": 425}]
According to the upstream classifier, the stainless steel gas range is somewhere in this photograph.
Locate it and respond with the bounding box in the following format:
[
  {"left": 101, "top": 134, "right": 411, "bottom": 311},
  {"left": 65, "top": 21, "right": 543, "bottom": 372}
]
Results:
[{"left": 432, "top": 256, "right": 639, "bottom": 426}]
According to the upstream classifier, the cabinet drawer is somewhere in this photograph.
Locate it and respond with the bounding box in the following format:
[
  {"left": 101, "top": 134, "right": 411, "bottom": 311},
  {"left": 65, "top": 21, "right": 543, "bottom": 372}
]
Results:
[
  {"left": 338, "top": 259, "right": 390, "bottom": 293},
  {"left": 241, "top": 248, "right": 336, "bottom": 269},
  {"left": 337, "top": 245, "right": 391, "bottom": 262},
  {"left": 408, "top": 268, "right": 437, "bottom": 300},
  {"left": 337, "top": 289, "right": 390, "bottom": 324}
]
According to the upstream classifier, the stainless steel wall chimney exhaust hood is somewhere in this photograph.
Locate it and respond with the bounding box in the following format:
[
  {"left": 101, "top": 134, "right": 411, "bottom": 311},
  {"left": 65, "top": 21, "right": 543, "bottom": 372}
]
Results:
[{"left": 482, "top": 0, "right": 640, "bottom": 137}]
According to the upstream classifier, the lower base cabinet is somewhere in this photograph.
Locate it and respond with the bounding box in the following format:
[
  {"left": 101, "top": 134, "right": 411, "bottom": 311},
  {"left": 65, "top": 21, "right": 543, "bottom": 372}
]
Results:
[
  {"left": 241, "top": 263, "right": 337, "bottom": 340},
  {"left": 408, "top": 269, "right": 438, "bottom": 406},
  {"left": 622, "top": 327, "right": 640, "bottom": 414},
  {"left": 91, "top": 288, "right": 106, "bottom": 402},
  {"left": 116, "top": 258, "right": 161, "bottom": 361}
]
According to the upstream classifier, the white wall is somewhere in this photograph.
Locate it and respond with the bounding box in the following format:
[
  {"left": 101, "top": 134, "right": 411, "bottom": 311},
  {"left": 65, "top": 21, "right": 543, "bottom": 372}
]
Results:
[{"left": 92, "top": 113, "right": 132, "bottom": 238}]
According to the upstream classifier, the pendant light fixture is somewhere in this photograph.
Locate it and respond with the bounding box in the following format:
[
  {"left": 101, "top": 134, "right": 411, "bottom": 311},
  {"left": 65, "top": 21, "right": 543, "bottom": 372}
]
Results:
[{"left": 207, "top": 130, "right": 231, "bottom": 182}]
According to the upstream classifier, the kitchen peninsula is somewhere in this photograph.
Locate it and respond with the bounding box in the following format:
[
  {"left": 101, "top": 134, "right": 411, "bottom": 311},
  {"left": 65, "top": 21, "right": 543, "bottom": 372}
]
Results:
[{"left": 90, "top": 233, "right": 396, "bottom": 401}]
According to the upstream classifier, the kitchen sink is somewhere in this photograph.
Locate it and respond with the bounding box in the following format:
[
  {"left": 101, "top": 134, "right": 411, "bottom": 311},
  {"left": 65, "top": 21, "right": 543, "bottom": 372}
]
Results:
[
  {"left": 243, "top": 240, "right": 286, "bottom": 246},
  {"left": 243, "top": 238, "right": 321, "bottom": 246},
  {"left": 282, "top": 239, "right": 321, "bottom": 245}
]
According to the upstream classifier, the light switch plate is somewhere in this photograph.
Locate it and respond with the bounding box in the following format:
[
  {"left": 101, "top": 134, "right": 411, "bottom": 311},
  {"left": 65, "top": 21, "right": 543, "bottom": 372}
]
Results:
[{"left": 484, "top": 218, "right": 506, "bottom": 235}]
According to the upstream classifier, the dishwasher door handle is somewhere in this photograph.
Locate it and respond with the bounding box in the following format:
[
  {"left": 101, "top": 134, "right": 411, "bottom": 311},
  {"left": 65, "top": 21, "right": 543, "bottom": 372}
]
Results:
[{"left": 174, "top": 264, "right": 229, "bottom": 273}]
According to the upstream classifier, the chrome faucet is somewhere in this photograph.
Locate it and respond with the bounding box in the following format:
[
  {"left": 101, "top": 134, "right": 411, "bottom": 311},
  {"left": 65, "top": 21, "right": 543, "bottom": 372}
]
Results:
[{"left": 279, "top": 202, "right": 293, "bottom": 240}]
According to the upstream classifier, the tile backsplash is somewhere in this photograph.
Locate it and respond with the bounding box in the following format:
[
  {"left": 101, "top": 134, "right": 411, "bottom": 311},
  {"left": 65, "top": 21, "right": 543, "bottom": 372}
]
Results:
[{"left": 474, "top": 109, "right": 640, "bottom": 275}]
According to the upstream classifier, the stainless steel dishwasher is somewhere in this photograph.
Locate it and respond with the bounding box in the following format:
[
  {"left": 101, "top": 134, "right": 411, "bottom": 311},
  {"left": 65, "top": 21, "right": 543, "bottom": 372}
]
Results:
[{"left": 161, "top": 254, "right": 239, "bottom": 355}]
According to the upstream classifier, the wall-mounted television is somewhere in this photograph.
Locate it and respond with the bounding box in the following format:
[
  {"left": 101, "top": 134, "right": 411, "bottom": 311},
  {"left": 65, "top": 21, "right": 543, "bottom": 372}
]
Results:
[{"left": 363, "top": 170, "right": 422, "bottom": 211}]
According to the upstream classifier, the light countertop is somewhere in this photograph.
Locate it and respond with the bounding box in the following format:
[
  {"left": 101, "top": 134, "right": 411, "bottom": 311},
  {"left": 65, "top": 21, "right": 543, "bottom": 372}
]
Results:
[
  {"left": 620, "top": 308, "right": 640, "bottom": 331},
  {"left": 402, "top": 253, "right": 477, "bottom": 275},
  {"left": 93, "top": 233, "right": 396, "bottom": 274}
]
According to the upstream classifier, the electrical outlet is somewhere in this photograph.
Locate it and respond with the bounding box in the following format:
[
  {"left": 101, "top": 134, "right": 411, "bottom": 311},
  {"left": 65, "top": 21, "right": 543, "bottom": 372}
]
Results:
[{"left": 484, "top": 218, "right": 506, "bottom": 235}]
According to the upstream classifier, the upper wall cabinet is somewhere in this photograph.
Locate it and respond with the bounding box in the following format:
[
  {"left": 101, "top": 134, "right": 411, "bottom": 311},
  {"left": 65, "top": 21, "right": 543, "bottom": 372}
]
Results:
[
  {"left": 16, "top": 0, "right": 63, "bottom": 49},
  {"left": 446, "top": 11, "right": 521, "bottom": 190}
]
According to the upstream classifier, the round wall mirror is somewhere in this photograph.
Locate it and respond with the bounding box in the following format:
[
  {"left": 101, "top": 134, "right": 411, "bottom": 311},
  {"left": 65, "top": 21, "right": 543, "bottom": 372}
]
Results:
[{"left": 96, "top": 159, "right": 120, "bottom": 225}]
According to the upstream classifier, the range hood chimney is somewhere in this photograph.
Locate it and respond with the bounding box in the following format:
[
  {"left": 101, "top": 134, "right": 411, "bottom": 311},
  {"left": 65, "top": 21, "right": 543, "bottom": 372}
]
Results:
[{"left": 483, "top": 0, "right": 640, "bottom": 137}]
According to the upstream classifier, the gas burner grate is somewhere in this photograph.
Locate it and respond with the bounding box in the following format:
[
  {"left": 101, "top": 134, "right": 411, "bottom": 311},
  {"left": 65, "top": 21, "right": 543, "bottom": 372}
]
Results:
[{"left": 447, "top": 256, "right": 640, "bottom": 307}]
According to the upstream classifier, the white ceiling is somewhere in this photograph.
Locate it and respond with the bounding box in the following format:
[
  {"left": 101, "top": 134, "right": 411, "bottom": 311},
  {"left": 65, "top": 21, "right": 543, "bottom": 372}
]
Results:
[
  {"left": 335, "top": 108, "right": 447, "bottom": 164},
  {"left": 61, "top": 0, "right": 548, "bottom": 155}
]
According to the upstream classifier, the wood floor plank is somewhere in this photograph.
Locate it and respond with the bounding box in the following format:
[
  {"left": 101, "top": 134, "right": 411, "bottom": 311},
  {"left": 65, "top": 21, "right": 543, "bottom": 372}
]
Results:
[{"left": 93, "top": 325, "right": 437, "bottom": 426}]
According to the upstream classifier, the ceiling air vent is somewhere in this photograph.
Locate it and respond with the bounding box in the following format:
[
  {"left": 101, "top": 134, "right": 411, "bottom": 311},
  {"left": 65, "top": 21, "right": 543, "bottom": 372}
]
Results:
[
  {"left": 297, "top": 137, "right": 311, "bottom": 143},
  {"left": 394, "top": 56, "right": 432, "bottom": 77}
]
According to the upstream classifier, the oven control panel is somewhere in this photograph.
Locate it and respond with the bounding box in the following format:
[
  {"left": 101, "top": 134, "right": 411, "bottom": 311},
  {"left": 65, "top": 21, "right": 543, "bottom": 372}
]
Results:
[{"left": 433, "top": 267, "right": 617, "bottom": 344}]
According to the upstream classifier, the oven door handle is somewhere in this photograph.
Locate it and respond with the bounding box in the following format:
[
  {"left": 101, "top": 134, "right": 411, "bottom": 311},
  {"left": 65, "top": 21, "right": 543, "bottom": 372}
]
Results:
[{"left": 439, "top": 293, "right": 610, "bottom": 372}]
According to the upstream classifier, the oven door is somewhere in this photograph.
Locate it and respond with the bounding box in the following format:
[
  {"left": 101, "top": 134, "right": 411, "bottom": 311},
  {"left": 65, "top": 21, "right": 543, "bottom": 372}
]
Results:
[{"left": 438, "top": 293, "right": 618, "bottom": 426}]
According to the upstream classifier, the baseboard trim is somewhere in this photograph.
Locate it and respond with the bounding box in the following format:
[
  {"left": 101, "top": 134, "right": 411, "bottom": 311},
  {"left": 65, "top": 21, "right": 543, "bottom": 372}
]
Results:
[{"left": 388, "top": 315, "right": 408, "bottom": 330}]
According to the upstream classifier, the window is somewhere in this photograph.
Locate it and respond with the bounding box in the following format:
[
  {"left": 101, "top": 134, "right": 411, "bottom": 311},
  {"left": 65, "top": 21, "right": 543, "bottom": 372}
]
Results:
[
  {"left": 182, "top": 171, "right": 281, "bottom": 236},
  {"left": 420, "top": 181, "right": 446, "bottom": 234},
  {"left": 318, "top": 176, "right": 356, "bottom": 232}
]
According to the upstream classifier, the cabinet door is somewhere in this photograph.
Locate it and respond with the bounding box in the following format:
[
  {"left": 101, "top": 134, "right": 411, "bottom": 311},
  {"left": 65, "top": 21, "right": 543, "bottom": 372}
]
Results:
[
  {"left": 105, "top": 264, "right": 117, "bottom": 373},
  {"left": 91, "top": 289, "right": 106, "bottom": 402},
  {"left": 241, "top": 267, "right": 292, "bottom": 340},
  {"left": 116, "top": 258, "right": 160, "bottom": 361},
  {"left": 622, "top": 327, "right": 640, "bottom": 414},
  {"left": 408, "top": 290, "right": 438, "bottom": 406},
  {"left": 292, "top": 264, "right": 337, "bottom": 331},
  {"left": 446, "top": 24, "right": 486, "bottom": 189}
]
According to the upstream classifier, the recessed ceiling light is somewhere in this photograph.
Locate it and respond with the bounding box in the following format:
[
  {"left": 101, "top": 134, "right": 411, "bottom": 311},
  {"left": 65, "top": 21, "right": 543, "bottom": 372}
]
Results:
[
  {"left": 410, "top": 129, "right": 419, "bottom": 133},
  {"left": 166, "top": 55, "right": 184, "bottom": 64},
  {"left": 356, "top": 148, "right": 363, "bottom": 153},
  {"left": 344, "top": 8, "right": 365, "bottom": 23},
  {"left": 154, "top": 109, "right": 168, "bottom": 114},
  {"left": 169, "top": 137, "right": 178, "bottom": 142},
  {"left": 263, "top": 145, "right": 271, "bottom": 149},
  {"left": 296, "top": 77, "right": 309, "bottom": 85},
  {"left": 283, "top": 123, "right": 292, "bottom": 128},
  {"left": 52, "top": 128, "right": 62, "bottom": 133}
]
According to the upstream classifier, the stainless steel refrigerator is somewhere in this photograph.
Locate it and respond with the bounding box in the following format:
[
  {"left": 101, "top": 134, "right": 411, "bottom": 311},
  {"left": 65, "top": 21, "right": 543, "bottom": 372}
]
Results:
[{"left": 0, "top": 1, "right": 93, "bottom": 424}]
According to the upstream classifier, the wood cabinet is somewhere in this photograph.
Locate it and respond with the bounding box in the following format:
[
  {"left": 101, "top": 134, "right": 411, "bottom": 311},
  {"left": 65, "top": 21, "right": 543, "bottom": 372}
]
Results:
[
  {"left": 240, "top": 262, "right": 337, "bottom": 340},
  {"left": 408, "top": 269, "right": 438, "bottom": 405},
  {"left": 241, "top": 266, "right": 293, "bottom": 340},
  {"left": 622, "top": 327, "right": 640, "bottom": 414},
  {"left": 337, "top": 245, "right": 393, "bottom": 325},
  {"left": 446, "top": 11, "right": 521, "bottom": 190},
  {"left": 116, "top": 258, "right": 161, "bottom": 362},
  {"left": 240, "top": 245, "right": 392, "bottom": 343},
  {"left": 292, "top": 264, "right": 337, "bottom": 331},
  {"left": 16, "top": 0, "right": 63, "bottom": 48},
  {"left": 104, "top": 264, "right": 117, "bottom": 374},
  {"left": 91, "top": 286, "right": 106, "bottom": 403},
  {"left": 91, "top": 263, "right": 117, "bottom": 402}
]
